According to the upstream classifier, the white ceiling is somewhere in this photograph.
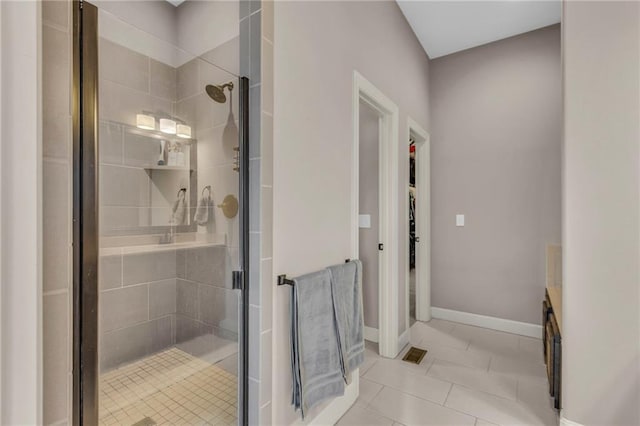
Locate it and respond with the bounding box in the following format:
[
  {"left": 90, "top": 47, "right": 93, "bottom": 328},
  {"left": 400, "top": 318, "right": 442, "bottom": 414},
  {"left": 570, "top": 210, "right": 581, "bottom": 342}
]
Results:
[{"left": 396, "top": 1, "right": 561, "bottom": 59}]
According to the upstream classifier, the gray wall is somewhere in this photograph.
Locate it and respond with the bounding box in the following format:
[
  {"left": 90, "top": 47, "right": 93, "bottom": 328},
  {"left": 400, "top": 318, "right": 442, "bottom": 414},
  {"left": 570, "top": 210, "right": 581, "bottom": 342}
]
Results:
[
  {"left": 562, "top": 2, "right": 639, "bottom": 424},
  {"left": 272, "top": 1, "right": 430, "bottom": 423},
  {"left": 430, "top": 24, "right": 562, "bottom": 325},
  {"left": 42, "top": 1, "right": 73, "bottom": 423},
  {"left": 359, "top": 101, "right": 380, "bottom": 329}
]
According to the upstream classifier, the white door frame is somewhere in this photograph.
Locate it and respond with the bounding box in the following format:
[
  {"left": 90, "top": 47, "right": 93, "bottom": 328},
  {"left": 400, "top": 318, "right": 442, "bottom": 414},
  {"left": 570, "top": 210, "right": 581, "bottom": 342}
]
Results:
[
  {"left": 352, "top": 71, "right": 400, "bottom": 358},
  {"left": 406, "top": 117, "right": 431, "bottom": 329}
]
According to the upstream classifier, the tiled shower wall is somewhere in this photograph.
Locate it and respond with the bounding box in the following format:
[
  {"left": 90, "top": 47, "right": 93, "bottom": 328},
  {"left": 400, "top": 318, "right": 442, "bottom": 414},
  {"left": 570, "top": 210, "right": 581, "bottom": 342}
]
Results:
[
  {"left": 42, "top": 0, "right": 73, "bottom": 424},
  {"left": 99, "top": 36, "right": 241, "bottom": 236},
  {"left": 98, "top": 37, "right": 178, "bottom": 234},
  {"left": 99, "top": 246, "right": 235, "bottom": 372},
  {"left": 241, "top": 0, "right": 275, "bottom": 424},
  {"left": 99, "top": 251, "right": 176, "bottom": 372}
]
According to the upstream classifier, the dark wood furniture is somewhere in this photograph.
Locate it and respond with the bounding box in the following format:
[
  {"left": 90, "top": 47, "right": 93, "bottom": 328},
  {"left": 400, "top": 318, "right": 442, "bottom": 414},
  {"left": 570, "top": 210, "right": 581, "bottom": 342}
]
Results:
[{"left": 543, "top": 288, "right": 562, "bottom": 410}]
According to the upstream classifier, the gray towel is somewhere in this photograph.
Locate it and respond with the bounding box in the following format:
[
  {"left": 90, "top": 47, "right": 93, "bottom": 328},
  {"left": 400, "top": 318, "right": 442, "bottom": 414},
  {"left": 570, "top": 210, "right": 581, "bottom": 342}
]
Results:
[
  {"left": 291, "top": 269, "right": 345, "bottom": 418},
  {"left": 171, "top": 190, "right": 186, "bottom": 225},
  {"left": 328, "top": 260, "right": 365, "bottom": 383},
  {"left": 194, "top": 195, "right": 211, "bottom": 225}
]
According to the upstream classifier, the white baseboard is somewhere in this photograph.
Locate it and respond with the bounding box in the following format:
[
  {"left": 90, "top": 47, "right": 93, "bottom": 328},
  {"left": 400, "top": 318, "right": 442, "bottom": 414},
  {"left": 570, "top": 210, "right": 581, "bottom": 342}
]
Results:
[
  {"left": 431, "top": 307, "right": 542, "bottom": 339},
  {"left": 398, "top": 329, "right": 409, "bottom": 351},
  {"left": 293, "top": 370, "right": 359, "bottom": 426},
  {"left": 559, "top": 412, "right": 583, "bottom": 426},
  {"left": 364, "top": 326, "right": 379, "bottom": 343}
]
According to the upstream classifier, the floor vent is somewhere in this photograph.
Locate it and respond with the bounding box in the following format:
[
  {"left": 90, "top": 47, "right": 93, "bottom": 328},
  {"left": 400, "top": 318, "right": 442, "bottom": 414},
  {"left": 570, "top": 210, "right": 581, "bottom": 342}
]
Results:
[
  {"left": 132, "top": 417, "right": 157, "bottom": 426},
  {"left": 402, "top": 347, "right": 427, "bottom": 364}
]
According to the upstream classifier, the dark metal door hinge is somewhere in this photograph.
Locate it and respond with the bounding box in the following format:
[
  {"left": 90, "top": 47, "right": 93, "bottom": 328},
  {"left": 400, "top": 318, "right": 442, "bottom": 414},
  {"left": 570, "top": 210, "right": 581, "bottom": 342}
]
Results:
[
  {"left": 232, "top": 270, "right": 244, "bottom": 290},
  {"left": 378, "top": 243, "right": 384, "bottom": 251}
]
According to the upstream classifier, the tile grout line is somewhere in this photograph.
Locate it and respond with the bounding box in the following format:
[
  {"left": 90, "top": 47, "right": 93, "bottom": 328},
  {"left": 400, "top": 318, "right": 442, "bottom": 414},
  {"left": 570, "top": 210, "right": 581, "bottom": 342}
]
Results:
[{"left": 442, "top": 381, "right": 454, "bottom": 406}]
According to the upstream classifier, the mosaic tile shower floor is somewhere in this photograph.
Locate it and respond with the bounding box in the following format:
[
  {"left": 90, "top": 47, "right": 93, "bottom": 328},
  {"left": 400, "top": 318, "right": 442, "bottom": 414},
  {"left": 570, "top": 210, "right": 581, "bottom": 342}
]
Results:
[{"left": 99, "top": 348, "right": 237, "bottom": 426}]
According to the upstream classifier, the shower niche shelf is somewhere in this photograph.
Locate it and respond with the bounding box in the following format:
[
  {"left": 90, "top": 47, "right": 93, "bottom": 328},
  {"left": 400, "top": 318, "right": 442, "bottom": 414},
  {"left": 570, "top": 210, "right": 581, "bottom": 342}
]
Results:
[{"left": 144, "top": 165, "right": 194, "bottom": 171}]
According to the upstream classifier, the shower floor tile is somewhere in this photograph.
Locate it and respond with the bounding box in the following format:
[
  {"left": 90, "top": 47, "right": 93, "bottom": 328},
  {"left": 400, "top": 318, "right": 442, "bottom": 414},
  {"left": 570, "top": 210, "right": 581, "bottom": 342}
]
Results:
[{"left": 99, "top": 347, "right": 237, "bottom": 426}]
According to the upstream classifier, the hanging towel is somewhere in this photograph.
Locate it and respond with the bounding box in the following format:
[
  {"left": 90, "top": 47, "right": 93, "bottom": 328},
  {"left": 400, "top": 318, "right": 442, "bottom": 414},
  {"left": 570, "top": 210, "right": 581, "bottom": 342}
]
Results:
[
  {"left": 171, "top": 189, "right": 186, "bottom": 225},
  {"left": 327, "top": 260, "right": 365, "bottom": 383},
  {"left": 291, "top": 269, "right": 345, "bottom": 418},
  {"left": 194, "top": 195, "right": 210, "bottom": 225}
]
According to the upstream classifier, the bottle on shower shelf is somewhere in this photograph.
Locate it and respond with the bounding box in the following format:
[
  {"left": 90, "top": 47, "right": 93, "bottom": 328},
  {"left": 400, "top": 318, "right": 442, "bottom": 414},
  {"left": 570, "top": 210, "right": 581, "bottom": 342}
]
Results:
[
  {"left": 168, "top": 143, "right": 178, "bottom": 167},
  {"left": 157, "top": 140, "right": 167, "bottom": 165},
  {"left": 176, "top": 145, "right": 186, "bottom": 167}
]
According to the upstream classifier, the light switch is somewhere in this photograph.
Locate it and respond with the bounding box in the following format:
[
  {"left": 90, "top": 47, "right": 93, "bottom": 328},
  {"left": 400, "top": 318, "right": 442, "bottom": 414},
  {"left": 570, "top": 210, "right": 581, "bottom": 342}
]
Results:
[
  {"left": 456, "top": 214, "right": 465, "bottom": 227},
  {"left": 359, "top": 214, "right": 371, "bottom": 228}
]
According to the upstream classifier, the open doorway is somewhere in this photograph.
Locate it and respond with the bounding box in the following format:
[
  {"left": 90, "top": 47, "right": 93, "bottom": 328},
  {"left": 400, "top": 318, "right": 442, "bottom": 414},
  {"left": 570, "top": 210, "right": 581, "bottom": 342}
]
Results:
[
  {"left": 359, "top": 100, "right": 382, "bottom": 342},
  {"left": 407, "top": 118, "right": 431, "bottom": 330},
  {"left": 352, "top": 71, "right": 400, "bottom": 358}
]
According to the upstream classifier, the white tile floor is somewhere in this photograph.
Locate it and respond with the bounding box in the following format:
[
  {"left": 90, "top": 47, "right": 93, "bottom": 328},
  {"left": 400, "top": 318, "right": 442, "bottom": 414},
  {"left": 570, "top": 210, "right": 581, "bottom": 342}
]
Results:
[
  {"left": 99, "top": 348, "right": 237, "bottom": 426},
  {"left": 339, "top": 319, "right": 559, "bottom": 426}
]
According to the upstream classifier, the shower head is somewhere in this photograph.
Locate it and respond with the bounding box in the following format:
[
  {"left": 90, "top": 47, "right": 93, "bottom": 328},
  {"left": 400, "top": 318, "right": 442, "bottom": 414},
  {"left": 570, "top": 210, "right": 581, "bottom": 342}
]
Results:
[{"left": 205, "top": 82, "right": 234, "bottom": 103}]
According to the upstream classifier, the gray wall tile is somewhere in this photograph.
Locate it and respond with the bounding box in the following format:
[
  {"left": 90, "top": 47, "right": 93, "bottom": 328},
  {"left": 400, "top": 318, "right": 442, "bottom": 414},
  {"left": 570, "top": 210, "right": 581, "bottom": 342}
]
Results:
[
  {"left": 175, "top": 315, "right": 213, "bottom": 344},
  {"left": 150, "top": 58, "right": 176, "bottom": 101},
  {"left": 101, "top": 316, "right": 173, "bottom": 371},
  {"left": 261, "top": 187, "right": 272, "bottom": 258},
  {"left": 176, "top": 279, "right": 199, "bottom": 319},
  {"left": 101, "top": 323, "right": 149, "bottom": 371},
  {"left": 199, "top": 284, "right": 238, "bottom": 331},
  {"left": 250, "top": 12, "right": 261, "bottom": 85},
  {"left": 262, "top": 0, "right": 273, "bottom": 43},
  {"left": 260, "top": 259, "right": 273, "bottom": 331},
  {"left": 43, "top": 160, "right": 69, "bottom": 292},
  {"left": 99, "top": 121, "right": 123, "bottom": 165},
  {"left": 175, "top": 92, "right": 228, "bottom": 132},
  {"left": 99, "top": 255, "right": 122, "bottom": 291},
  {"left": 249, "top": 378, "right": 260, "bottom": 425},
  {"left": 100, "top": 284, "right": 148, "bottom": 333},
  {"left": 249, "top": 232, "right": 261, "bottom": 306},
  {"left": 149, "top": 279, "right": 177, "bottom": 319},
  {"left": 100, "top": 206, "right": 141, "bottom": 235},
  {"left": 122, "top": 250, "right": 176, "bottom": 285},
  {"left": 42, "top": 25, "right": 70, "bottom": 159},
  {"left": 99, "top": 38, "right": 149, "bottom": 93},
  {"left": 249, "top": 159, "right": 261, "bottom": 232},
  {"left": 200, "top": 37, "right": 240, "bottom": 76},
  {"left": 240, "top": 0, "right": 251, "bottom": 20},
  {"left": 99, "top": 164, "right": 151, "bottom": 207},
  {"left": 250, "top": 0, "right": 261, "bottom": 14},
  {"left": 176, "top": 248, "right": 186, "bottom": 279},
  {"left": 177, "top": 59, "right": 199, "bottom": 101},
  {"left": 261, "top": 114, "right": 273, "bottom": 185},
  {"left": 249, "top": 86, "right": 261, "bottom": 158},
  {"left": 122, "top": 131, "right": 163, "bottom": 168},
  {"left": 43, "top": 293, "right": 69, "bottom": 425},
  {"left": 100, "top": 79, "right": 172, "bottom": 127},
  {"left": 261, "top": 40, "right": 273, "bottom": 115},
  {"left": 184, "top": 246, "right": 227, "bottom": 286},
  {"left": 248, "top": 305, "right": 260, "bottom": 380},
  {"left": 42, "top": 0, "right": 69, "bottom": 29},
  {"left": 240, "top": 16, "right": 251, "bottom": 78},
  {"left": 148, "top": 315, "right": 174, "bottom": 353}
]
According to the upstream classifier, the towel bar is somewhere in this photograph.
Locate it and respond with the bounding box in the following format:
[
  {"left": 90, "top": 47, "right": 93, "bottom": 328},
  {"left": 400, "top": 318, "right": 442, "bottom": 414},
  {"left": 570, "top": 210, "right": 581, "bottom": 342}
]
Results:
[{"left": 278, "top": 259, "right": 352, "bottom": 286}]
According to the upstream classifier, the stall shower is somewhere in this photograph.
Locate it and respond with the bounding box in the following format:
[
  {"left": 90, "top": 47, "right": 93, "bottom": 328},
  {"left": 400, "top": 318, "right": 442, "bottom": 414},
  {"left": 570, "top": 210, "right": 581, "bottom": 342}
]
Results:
[{"left": 71, "top": 1, "right": 249, "bottom": 425}]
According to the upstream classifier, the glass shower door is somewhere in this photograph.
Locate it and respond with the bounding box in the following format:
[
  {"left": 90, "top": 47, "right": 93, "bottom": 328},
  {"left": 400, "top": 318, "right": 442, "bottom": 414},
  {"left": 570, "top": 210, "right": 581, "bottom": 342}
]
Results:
[{"left": 73, "top": 2, "right": 248, "bottom": 425}]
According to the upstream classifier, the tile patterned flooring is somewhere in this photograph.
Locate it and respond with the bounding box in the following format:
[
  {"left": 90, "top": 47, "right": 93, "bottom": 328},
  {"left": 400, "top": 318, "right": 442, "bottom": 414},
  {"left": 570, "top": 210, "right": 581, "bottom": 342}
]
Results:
[
  {"left": 99, "top": 348, "right": 237, "bottom": 426},
  {"left": 339, "top": 319, "right": 559, "bottom": 426}
]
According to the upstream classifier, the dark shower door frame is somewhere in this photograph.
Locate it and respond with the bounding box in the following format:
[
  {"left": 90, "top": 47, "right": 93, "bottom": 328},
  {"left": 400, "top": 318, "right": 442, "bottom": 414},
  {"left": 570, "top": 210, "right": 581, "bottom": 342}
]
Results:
[{"left": 71, "top": 2, "right": 251, "bottom": 424}]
